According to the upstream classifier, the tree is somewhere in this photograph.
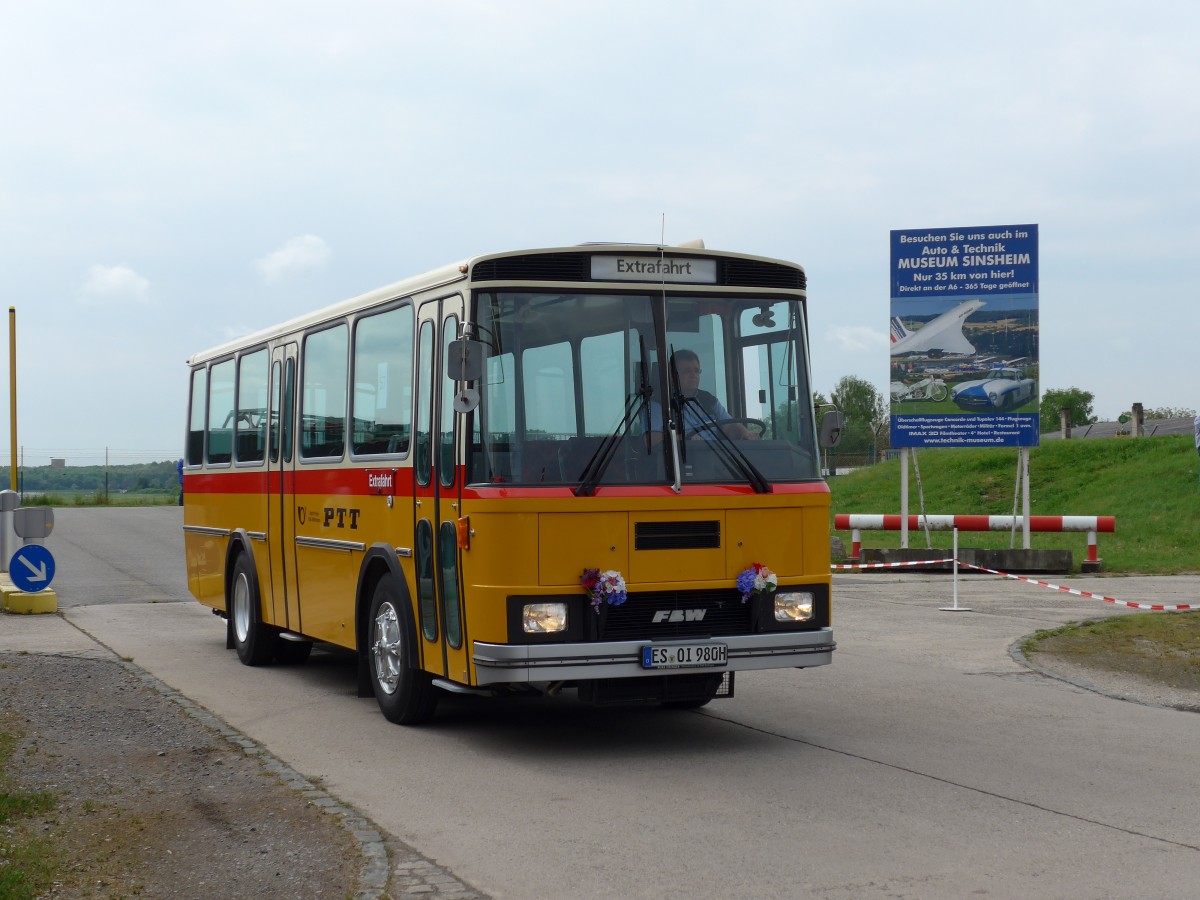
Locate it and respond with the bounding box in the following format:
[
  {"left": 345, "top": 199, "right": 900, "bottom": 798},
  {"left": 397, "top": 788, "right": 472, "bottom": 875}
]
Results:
[
  {"left": 1126, "top": 406, "right": 1197, "bottom": 419},
  {"left": 832, "top": 375, "right": 886, "bottom": 429},
  {"left": 830, "top": 375, "right": 887, "bottom": 456},
  {"left": 1039, "top": 387, "right": 1096, "bottom": 433}
]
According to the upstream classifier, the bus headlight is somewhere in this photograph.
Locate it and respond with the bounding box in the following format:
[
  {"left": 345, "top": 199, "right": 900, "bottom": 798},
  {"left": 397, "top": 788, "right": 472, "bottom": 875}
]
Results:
[
  {"left": 774, "top": 591, "right": 815, "bottom": 623},
  {"left": 523, "top": 602, "right": 568, "bottom": 634}
]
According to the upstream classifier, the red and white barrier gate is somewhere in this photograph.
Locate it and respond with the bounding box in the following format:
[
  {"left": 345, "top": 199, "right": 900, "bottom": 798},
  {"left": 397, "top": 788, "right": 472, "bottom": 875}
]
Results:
[{"left": 834, "top": 514, "right": 1116, "bottom": 564}]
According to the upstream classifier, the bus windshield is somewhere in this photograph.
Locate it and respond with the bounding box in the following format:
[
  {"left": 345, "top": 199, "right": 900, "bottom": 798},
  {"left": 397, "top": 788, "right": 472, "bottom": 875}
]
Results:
[{"left": 468, "top": 289, "right": 820, "bottom": 487}]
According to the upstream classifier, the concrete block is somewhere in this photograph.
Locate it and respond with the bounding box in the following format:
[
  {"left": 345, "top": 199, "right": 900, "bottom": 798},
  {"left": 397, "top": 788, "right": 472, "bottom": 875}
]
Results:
[
  {"left": 858, "top": 547, "right": 1073, "bottom": 575},
  {"left": 1, "top": 575, "right": 59, "bottom": 614}
]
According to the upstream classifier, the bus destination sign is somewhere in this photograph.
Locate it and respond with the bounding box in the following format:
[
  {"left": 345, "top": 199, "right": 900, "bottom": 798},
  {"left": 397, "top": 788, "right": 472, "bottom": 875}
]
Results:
[{"left": 591, "top": 255, "right": 717, "bottom": 284}]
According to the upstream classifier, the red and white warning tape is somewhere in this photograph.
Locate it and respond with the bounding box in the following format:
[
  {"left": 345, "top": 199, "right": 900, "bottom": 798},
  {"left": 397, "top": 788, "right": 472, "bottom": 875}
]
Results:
[
  {"left": 955, "top": 561, "right": 1196, "bottom": 611},
  {"left": 831, "top": 558, "right": 954, "bottom": 570},
  {"left": 830, "top": 558, "right": 1196, "bottom": 611}
]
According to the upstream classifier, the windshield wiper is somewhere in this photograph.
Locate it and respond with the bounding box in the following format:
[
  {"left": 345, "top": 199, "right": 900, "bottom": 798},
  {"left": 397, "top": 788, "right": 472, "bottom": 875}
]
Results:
[
  {"left": 575, "top": 352, "right": 654, "bottom": 497},
  {"left": 678, "top": 396, "right": 771, "bottom": 494}
]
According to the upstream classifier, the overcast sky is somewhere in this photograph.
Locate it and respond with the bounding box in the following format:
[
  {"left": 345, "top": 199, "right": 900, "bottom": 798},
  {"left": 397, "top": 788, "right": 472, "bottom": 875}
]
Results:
[{"left": 3, "top": 1, "right": 1197, "bottom": 464}]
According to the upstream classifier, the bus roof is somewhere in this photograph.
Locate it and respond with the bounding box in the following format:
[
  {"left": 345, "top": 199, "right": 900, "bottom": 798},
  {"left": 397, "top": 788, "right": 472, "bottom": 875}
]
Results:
[{"left": 187, "top": 243, "right": 804, "bottom": 365}]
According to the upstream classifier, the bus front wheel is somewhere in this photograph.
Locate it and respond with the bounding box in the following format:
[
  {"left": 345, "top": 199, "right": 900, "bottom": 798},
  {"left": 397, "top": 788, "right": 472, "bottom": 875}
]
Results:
[
  {"left": 368, "top": 576, "right": 438, "bottom": 725},
  {"left": 230, "top": 554, "right": 275, "bottom": 666}
]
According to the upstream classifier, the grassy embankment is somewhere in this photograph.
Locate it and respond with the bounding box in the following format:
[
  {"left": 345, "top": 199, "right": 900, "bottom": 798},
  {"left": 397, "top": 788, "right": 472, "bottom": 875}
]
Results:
[
  {"left": 828, "top": 433, "right": 1200, "bottom": 574},
  {"left": 830, "top": 434, "right": 1200, "bottom": 690}
]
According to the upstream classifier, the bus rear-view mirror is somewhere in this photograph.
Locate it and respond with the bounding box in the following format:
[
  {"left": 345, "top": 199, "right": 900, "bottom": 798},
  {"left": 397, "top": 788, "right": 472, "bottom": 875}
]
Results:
[
  {"left": 819, "top": 410, "right": 844, "bottom": 448},
  {"left": 446, "top": 339, "right": 485, "bottom": 382}
]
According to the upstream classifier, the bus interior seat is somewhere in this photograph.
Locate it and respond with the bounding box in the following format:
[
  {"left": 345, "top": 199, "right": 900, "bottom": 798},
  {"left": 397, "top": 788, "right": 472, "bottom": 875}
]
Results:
[{"left": 236, "top": 429, "right": 265, "bottom": 461}]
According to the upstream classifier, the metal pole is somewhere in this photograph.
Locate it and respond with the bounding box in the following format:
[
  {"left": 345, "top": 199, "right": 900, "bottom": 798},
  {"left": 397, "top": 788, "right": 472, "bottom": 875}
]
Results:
[
  {"left": 1022, "top": 447, "right": 1031, "bottom": 550},
  {"left": 900, "top": 447, "right": 909, "bottom": 549},
  {"left": 0, "top": 489, "right": 18, "bottom": 572},
  {"left": 940, "top": 528, "right": 971, "bottom": 611},
  {"left": 8, "top": 307, "right": 16, "bottom": 491}
]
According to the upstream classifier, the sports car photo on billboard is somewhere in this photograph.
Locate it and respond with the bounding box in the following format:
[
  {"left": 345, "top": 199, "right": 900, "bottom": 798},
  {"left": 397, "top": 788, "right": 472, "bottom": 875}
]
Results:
[{"left": 950, "top": 367, "right": 1036, "bottom": 410}]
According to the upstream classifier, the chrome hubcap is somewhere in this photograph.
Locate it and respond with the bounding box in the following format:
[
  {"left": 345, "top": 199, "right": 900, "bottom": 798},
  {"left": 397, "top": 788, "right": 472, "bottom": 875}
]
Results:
[
  {"left": 372, "top": 601, "right": 402, "bottom": 695},
  {"left": 232, "top": 573, "right": 251, "bottom": 643}
]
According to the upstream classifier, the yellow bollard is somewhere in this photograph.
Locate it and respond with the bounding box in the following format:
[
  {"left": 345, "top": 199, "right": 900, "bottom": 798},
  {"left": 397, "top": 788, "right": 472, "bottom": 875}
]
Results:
[{"left": 1, "top": 574, "right": 58, "bottom": 614}]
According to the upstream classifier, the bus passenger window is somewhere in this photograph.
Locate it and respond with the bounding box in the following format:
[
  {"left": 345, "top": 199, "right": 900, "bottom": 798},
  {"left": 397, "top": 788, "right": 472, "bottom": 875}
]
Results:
[
  {"left": 207, "top": 358, "right": 235, "bottom": 465},
  {"left": 236, "top": 348, "right": 268, "bottom": 463},
  {"left": 353, "top": 305, "right": 414, "bottom": 456},
  {"left": 187, "top": 368, "right": 206, "bottom": 466},
  {"left": 301, "top": 324, "right": 348, "bottom": 459}
]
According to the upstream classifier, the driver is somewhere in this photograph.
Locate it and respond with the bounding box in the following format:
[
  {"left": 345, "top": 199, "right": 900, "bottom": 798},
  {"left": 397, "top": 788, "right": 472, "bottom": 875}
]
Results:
[{"left": 648, "top": 349, "right": 760, "bottom": 441}]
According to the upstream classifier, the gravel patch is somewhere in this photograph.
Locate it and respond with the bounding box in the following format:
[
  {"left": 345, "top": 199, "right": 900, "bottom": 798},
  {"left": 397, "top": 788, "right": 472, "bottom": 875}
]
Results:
[{"left": 0, "top": 651, "right": 489, "bottom": 899}]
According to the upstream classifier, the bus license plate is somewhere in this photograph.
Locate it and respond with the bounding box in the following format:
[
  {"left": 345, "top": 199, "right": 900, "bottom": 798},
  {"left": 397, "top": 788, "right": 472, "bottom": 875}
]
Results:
[{"left": 641, "top": 643, "right": 727, "bottom": 669}]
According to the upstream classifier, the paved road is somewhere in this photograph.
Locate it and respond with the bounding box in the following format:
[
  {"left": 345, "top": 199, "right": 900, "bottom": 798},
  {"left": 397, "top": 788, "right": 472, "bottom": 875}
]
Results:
[
  {"left": 49, "top": 506, "right": 189, "bottom": 606},
  {"left": 13, "top": 508, "right": 1200, "bottom": 898}
]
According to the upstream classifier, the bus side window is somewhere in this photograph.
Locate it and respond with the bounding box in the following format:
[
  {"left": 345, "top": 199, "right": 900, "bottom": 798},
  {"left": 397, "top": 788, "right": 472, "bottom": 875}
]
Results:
[
  {"left": 187, "top": 367, "right": 206, "bottom": 466},
  {"left": 207, "top": 358, "right": 235, "bottom": 465},
  {"left": 353, "top": 304, "right": 414, "bottom": 456},
  {"left": 301, "top": 324, "right": 349, "bottom": 459},
  {"left": 236, "top": 348, "right": 268, "bottom": 463}
]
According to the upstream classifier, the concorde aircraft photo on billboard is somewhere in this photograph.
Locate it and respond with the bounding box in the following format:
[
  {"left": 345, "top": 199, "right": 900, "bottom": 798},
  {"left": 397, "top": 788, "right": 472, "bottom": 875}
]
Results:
[{"left": 889, "top": 298, "right": 985, "bottom": 357}]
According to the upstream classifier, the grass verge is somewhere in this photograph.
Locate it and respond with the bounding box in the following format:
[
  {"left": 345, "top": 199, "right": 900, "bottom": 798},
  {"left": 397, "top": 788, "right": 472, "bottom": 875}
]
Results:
[
  {"left": 0, "top": 723, "right": 59, "bottom": 899},
  {"left": 1022, "top": 610, "right": 1200, "bottom": 693},
  {"left": 18, "top": 492, "right": 177, "bottom": 508}
]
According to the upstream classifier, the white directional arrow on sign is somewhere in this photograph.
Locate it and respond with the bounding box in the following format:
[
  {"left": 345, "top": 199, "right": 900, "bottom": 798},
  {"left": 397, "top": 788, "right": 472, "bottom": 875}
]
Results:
[
  {"left": 19, "top": 555, "right": 48, "bottom": 582},
  {"left": 8, "top": 545, "right": 55, "bottom": 593}
]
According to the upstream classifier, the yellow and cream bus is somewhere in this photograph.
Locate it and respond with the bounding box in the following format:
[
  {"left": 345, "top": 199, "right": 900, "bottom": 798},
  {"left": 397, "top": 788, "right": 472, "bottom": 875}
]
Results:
[{"left": 183, "top": 242, "right": 840, "bottom": 724}]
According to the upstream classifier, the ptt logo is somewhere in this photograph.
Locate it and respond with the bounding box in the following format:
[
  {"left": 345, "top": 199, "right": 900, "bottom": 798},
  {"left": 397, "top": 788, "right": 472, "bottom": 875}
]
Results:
[
  {"left": 322, "top": 507, "right": 361, "bottom": 529},
  {"left": 652, "top": 609, "right": 706, "bottom": 623}
]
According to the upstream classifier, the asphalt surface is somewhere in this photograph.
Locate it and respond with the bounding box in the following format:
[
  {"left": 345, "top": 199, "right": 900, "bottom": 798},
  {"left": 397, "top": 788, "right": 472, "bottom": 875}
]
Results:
[{"left": 5, "top": 507, "right": 1200, "bottom": 899}]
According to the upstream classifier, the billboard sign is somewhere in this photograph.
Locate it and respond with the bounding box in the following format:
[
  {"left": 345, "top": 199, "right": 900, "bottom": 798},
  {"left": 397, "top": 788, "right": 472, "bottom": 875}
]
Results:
[{"left": 889, "top": 224, "right": 1040, "bottom": 448}]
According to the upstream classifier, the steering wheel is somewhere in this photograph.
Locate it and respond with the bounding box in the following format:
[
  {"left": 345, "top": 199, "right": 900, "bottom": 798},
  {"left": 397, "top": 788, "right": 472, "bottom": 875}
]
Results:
[{"left": 689, "top": 417, "right": 767, "bottom": 438}]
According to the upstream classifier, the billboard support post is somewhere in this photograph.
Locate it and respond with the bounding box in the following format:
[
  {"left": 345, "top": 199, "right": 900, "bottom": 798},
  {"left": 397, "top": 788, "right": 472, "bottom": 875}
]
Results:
[{"left": 1022, "top": 447, "right": 1031, "bottom": 549}]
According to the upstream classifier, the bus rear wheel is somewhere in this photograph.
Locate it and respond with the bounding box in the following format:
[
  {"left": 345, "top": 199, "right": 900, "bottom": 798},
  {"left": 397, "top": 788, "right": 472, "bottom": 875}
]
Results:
[
  {"left": 230, "top": 554, "right": 275, "bottom": 666},
  {"left": 368, "top": 576, "right": 438, "bottom": 725}
]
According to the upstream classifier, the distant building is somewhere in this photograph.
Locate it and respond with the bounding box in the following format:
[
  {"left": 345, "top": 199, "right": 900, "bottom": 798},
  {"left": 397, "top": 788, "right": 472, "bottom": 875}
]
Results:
[{"left": 50, "top": 458, "right": 66, "bottom": 468}]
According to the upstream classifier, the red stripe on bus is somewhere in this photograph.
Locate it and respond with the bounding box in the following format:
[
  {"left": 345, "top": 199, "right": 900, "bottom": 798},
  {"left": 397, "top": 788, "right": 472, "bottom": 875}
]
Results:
[
  {"left": 460, "top": 482, "right": 831, "bottom": 500},
  {"left": 187, "top": 468, "right": 831, "bottom": 499}
]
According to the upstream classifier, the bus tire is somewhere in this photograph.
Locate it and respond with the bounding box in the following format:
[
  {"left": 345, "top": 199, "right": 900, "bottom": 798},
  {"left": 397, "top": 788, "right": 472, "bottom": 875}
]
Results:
[
  {"left": 368, "top": 575, "right": 438, "bottom": 725},
  {"left": 230, "top": 553, "right": 276, "bottom": 666}
]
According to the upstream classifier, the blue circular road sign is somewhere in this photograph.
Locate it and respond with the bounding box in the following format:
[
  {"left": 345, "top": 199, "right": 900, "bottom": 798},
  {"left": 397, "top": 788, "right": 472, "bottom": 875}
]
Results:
[{"left": 10, "top": 544, "right": 56, "bottom": 593}]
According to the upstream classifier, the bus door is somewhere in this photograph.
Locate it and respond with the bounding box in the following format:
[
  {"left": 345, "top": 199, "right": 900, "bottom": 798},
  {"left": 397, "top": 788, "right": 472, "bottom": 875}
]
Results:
[
  {"left": 413, "top": 296, "right": 469, "bottom": 683},
  {"left": 267, "top": 343, "right": 301, "bottom": 633}
]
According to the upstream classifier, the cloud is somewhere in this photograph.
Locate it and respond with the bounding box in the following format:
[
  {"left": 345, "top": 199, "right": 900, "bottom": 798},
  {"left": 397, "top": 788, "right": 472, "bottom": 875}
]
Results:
[
  {"left": 255, "top": 235, "right": 331, "bottom": 284},
  {"left": 80, "top": 264, "right": 151, "bottom": 305},
  {"left": 828, "top": 325, "right": 888, "bottom": 353}
]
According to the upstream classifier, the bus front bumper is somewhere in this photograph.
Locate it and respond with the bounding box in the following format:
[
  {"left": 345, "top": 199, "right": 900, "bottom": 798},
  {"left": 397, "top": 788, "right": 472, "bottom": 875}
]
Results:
[{"left": 472, "top": 628, "right": 834, "bottom": 686}]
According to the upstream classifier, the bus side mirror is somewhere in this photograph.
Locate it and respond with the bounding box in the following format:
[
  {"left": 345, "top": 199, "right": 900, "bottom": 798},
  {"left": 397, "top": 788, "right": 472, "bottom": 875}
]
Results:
[
  {"left": 818, "top": 410, "right": 844, "bottom": 448},
  {"left": 446, "top": 339, "right": 485, "bottom": 382}
]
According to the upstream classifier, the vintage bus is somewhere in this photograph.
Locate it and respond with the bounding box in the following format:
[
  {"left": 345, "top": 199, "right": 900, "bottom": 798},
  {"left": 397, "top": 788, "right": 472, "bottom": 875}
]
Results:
[{"left": 183, "top": 242, "right": 841, "bottom": 724}]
